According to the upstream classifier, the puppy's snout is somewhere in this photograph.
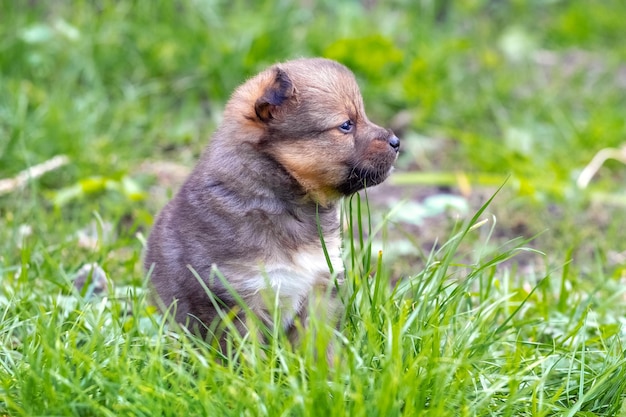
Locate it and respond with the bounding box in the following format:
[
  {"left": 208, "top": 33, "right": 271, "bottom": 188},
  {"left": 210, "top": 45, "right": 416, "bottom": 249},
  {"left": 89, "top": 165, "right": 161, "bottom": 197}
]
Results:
[{"left": 388, "top": 135, "right": 400, "bottom": 152}]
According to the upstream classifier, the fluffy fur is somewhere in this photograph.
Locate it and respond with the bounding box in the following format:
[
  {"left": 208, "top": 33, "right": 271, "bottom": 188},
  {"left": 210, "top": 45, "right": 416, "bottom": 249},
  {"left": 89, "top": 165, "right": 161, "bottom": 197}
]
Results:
[{"left": 145, "top": 58, "right": 399, "bottom": 344}]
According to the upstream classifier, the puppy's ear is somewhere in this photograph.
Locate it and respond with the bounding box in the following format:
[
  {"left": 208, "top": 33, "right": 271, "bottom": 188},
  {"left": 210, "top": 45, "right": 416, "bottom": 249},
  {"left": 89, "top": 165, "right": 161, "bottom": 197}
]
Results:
[{"left": 255, "top": 68, "right": 294, "bottom": 122}]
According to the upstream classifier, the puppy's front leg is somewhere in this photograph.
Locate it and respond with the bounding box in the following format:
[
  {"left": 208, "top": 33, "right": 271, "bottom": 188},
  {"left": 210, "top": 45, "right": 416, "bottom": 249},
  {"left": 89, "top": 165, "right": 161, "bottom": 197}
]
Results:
[{"left": 288, "top": 281, "right": 342, "bottom": 365}]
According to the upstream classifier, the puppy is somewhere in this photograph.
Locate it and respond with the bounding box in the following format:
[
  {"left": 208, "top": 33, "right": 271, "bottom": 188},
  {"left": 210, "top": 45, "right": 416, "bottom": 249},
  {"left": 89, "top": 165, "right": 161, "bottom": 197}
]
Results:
[{"left": 145, "top": 58, "right": 399, "bottom": 347}]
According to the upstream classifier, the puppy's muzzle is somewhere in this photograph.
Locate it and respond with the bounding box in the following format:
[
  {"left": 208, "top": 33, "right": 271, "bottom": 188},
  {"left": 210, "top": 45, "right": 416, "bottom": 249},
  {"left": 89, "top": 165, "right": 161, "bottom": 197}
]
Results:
[{"left": 338, "top": 132, "right": 400, "bottom": 195}]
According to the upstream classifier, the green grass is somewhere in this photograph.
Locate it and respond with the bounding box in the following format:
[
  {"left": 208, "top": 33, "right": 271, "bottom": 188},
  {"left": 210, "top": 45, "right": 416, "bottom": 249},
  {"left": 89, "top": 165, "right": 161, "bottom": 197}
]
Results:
[
  {"left": 2, "top": 195, "right": 626, "bottom": 415},
  {"left": 2, "top": 1, "right": 626, "bottom": 415}
]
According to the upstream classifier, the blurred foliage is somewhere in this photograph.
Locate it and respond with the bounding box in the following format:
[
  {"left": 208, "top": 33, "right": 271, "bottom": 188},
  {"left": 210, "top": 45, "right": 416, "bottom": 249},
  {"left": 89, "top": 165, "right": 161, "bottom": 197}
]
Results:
[
  {"left": 2, "top": 0, "right": 625, "bottom": 191},
  {"left": 0, "top": 0, "right": 625, "bottom": 259}
]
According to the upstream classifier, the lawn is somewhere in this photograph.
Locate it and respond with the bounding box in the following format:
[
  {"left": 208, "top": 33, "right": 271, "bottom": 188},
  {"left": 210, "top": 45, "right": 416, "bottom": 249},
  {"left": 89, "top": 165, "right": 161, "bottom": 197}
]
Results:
[{"left": 1, "top": 1, "right": 626, "bottom": 415}]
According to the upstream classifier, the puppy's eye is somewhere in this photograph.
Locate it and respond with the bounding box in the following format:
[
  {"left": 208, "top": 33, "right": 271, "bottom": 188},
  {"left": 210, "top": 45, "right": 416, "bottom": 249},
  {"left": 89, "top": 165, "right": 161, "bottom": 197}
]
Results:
[{"left": 338, "top": 120, "right": 354, "bottom": 133}]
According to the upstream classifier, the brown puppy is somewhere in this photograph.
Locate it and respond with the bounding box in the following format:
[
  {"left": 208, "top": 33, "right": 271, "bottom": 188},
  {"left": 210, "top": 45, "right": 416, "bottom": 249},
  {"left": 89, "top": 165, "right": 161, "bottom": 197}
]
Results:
[{"left": 145, "top": 58, "right": 399, "bottom": 346}]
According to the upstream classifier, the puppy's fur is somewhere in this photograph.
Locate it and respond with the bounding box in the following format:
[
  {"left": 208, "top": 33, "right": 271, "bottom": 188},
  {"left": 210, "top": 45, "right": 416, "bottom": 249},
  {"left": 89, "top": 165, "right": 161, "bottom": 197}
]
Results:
[{"left": 145, "top": 58, "right": 399, "bottom": 344}]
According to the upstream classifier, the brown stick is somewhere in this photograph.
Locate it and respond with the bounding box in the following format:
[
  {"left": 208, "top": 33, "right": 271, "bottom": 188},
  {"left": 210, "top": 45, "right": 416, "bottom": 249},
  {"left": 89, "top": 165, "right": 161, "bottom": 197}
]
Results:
[
  {"left": 0, "top": 155, "right": 69, "bottom": 195},
  {"left": 577, "top": 145, "right": 626, "bottom": 189}
]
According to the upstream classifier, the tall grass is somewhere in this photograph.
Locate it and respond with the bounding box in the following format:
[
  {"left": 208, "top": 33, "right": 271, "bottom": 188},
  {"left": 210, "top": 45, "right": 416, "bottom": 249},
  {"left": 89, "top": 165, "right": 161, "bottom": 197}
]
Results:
[{"left": 1, "top": 195, "right": 625, "bottom": 416}]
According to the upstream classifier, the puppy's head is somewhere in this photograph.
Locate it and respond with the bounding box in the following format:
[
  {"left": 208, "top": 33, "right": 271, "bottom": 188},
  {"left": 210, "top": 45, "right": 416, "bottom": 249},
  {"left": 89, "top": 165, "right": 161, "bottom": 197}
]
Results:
[{"left": 224, "top": 58, "right": 399, "bottom": 205}]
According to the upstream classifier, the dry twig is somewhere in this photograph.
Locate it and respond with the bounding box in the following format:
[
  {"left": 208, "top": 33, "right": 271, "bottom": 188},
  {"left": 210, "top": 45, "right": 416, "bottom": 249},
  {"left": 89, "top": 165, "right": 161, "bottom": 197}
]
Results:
[
  {"left": 0, "top": 155, "right": 69, "bottom": 195},
  {"left": 577, "top": 145, "right": 626, "bottom": 189}
]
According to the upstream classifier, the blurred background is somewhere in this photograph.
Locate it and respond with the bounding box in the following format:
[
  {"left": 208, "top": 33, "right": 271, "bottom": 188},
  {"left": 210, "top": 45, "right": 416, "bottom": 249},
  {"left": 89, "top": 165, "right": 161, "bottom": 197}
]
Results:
[{"left": 1, "top": 0, "right": 625, "bottom": 283}]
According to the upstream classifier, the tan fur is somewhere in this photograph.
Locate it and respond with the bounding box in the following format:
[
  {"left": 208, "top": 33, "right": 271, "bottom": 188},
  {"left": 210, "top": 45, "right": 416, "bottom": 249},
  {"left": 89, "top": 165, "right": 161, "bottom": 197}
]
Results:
[{"left": 144, "top": 58, "right": 399, "bottom": 350}]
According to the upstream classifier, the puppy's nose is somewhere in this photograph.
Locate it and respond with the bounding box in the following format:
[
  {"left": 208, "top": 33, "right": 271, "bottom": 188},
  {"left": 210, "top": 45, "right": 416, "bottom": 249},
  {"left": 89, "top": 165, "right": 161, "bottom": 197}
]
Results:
[{"left": 388, "top": 135, "right": 400, "bottom": 152}]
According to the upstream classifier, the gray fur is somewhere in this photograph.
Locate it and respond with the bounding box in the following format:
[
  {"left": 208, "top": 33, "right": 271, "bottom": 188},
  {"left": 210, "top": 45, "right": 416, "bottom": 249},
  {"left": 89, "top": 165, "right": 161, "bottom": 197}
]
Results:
[{"left": 144, "top": 58, "right": 398, "bottom": 343}]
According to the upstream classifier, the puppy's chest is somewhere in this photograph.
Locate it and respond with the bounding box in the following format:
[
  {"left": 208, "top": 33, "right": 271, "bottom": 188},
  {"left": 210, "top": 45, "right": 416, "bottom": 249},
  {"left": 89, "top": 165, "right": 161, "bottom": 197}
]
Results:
[{"left": 242, "top": 237, "right": 343, "bottom": 313}]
